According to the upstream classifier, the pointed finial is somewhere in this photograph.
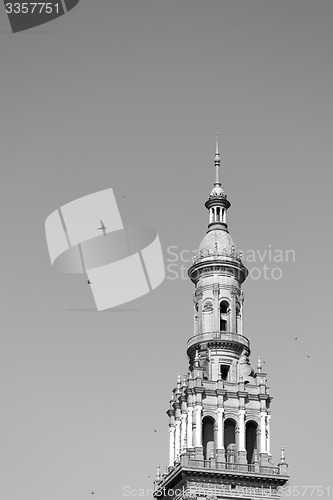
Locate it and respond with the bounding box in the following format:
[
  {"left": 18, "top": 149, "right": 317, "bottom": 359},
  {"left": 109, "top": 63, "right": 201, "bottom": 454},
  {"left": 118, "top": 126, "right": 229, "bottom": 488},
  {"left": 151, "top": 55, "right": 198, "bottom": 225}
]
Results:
[
  {"left": 194, "top": 349, "right": 200, "bottom": 368},
  {"left": 164, "top": 466, "right": 168, "bottom": 475},
  {"left": 177, "top": 373, "right": 182, "bottom": 390},
  {"left": 257, "top": 357, "right": 262, "bottom": 373},
  {"left": 280, "top": 446, "right": 285, "bottom": 463},
  {"left": 156, "top": 464, "right": 161, "bottom": 480},
  {"left": 254, "top": 449, "right": 259, "bottom": 463},
  {"left": 214, "top": 131, "right": 221, "bottom": 185}
]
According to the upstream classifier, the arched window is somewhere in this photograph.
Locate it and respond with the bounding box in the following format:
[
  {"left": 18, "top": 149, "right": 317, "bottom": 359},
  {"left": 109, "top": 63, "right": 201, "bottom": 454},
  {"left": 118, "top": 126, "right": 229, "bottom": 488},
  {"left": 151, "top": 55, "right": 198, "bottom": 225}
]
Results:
[
  {"left": 224, "top": 418, "right": 236, "bottom": 450},
  {"left": 220, "top": 300, "right": 229, "bottom": 331},
  {"left": 216, "top": 207, "right": 221, "bottom": 221},
  {"left": 220, "top": 364, "right": 230, "bottom": 381},
  {"left": 202, "top": 416, "right": 215, "bottom": 460},
  {"left": 220, "top": 301, "right": 229, "bottom": 314},
  {"left": 246, "top": 421, "right": 258, "bottom": 463}
]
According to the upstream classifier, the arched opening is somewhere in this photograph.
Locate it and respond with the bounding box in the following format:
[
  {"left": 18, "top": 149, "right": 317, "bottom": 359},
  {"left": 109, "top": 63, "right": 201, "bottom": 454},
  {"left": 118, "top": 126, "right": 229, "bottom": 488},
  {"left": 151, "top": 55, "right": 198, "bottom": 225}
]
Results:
[
  {"left": 246, "top": 421, "right": 258, "bottom": 463},
  {"left": 224, "top": 418, "right": 236, "bottom": 463},
  {"left": 220, "top": 301, "right": 229, "bottom": 314},
  {"left": 216, "top": 207, "right": 221, "bottom": 221},
  {"left": 202, "top": 416, "right": 215, "bottom": 460},
  {"left": 220, "top": 300, "right": 229, "bottom": 331},
  {"left": 220, "top": 364, "right": 230, "bottom": 381},
  {"left": 224, "top": 418, "right": 236, "bottom": 449}
]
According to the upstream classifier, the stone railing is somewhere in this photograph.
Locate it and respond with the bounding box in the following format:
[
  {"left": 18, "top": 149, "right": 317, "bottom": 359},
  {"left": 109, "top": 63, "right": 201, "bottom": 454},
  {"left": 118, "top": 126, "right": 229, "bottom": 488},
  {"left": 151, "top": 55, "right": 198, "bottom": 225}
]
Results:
[
  {"left": 187, "top": 331, "right": 250, "bottom": 350},
  {"left": 187, "top": 459, "right": 280, "bottom": 475},
  {"left": 192, "top": 246, "right": 243, "bottom": 264}
]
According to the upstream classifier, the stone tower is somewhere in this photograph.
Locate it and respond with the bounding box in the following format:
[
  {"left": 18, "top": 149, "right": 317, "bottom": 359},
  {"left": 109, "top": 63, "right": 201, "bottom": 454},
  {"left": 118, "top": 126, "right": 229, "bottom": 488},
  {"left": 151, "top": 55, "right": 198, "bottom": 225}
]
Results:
[{"left": 153, "top": 137, "right": 289, "bottom": 500}]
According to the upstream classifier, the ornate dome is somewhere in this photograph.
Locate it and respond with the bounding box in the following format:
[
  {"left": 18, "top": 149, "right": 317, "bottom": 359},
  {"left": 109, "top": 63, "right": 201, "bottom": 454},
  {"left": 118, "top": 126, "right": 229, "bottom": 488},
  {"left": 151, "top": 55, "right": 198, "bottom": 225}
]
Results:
[
  {"left": 198, "top": 228, "right": 236, "bottom": 254},
  {"left": 209, "top": 185, "right": 224, "bottom": 198}
]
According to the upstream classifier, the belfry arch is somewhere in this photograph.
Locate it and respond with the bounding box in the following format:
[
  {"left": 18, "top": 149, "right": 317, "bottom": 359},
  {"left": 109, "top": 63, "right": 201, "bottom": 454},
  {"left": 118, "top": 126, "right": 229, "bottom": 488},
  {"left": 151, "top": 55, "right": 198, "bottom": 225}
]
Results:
[
  {"left": 220, "top": 300, "right": 229, "bottom": 331},
  {"left": 246, "top": 420, "right": 258, "bottom": 463},
  {"left": 202, "top": 416, "right": 215, "bottom": 460}
]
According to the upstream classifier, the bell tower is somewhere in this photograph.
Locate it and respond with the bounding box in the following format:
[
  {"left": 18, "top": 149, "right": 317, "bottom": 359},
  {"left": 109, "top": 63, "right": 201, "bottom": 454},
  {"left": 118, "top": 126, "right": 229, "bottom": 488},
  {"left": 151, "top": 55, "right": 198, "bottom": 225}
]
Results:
[{"left": 153, "top": 136, "right": 289, "bottom": 500}]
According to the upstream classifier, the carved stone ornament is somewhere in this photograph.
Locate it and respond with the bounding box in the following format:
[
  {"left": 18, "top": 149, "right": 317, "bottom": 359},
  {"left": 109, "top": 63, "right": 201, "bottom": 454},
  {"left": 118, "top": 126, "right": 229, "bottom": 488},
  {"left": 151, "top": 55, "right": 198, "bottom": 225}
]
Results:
[
  {"left": 203, "top": 300, "right": 213, "bottom": 312},
  {"left": 183, "top": 494, "right": 197, "bottom": 500}
]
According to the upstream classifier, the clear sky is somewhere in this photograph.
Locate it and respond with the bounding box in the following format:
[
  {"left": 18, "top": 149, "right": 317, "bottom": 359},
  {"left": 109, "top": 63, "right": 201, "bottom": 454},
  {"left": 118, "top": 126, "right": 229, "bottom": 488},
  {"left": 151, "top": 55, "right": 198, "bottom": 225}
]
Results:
[{"left": 0, "top": 1, "right": 332, "bottom": 499}]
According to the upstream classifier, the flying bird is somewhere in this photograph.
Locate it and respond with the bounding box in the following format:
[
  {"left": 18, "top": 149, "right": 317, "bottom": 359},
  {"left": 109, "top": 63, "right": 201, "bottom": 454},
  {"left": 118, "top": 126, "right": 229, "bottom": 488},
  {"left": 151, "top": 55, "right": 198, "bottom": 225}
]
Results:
[
  {"left": 88, "top": 280, "right": 92, "bottom": 285},
  {"left": 307, "top": 355, "right": 310, "bottom": 358},
  {"left": 91, "top": 491, "right": 94, "bottom": 495},
  {"left": 97, "top": 219, "right": 107, "bottom": 236},
  {"left": 295, "top": 337, "right": 298, "bottom": 341},
  {"left": 153, "top": 429, "right": 157, "bottom": 433}
]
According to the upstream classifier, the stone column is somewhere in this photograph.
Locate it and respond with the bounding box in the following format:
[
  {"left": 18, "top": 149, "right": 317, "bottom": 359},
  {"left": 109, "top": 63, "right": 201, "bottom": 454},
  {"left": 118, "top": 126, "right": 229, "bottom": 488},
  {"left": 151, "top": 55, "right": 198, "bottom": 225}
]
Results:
[
  {"left": 236, "top": 314, "right": 241, "bottom": 335},
  {"left": 260, "top": 411, "right": 266, "bottom": 453},
  {"left": 193, "top": 294, "right": 198, "bottom": 335},
  {"left": 259, "top": 410, "right": 269, "bottom": 465},
  {"left": 230, "top": 292, "right": 236, "bottom": 332},
  {"left": 169, "top": 425, "right": 175, "bottom": 466},
  {"left": 238, "top": 410, "right": 246, "bottom": 450},
  {"left": 216, "top": 407, "right": 225, "bottom": 462},
  {"left": 213, "top": 284, "right": 219, "bottom": 332},
  {"left": 195, "top": 405, "right": 202, "bottom": 446},
  {"left": 239, "top": 292, "right": 244, "bottom": 335},
  {"left": 180, "top": 413, "right": 187, "bottom": 454},
  {"left": 174, "top": 420, "right": 181, "bottom": 461},
  {"left": 187, "top": 406, "right": 193, "bottom": 449},
  {"left": 266, "top": 415, "right": 271, "bottom": 455},
  {"left": 194, "top": 404, "right": 203, "bottom": 459},
  {"left": 197, "top": 290, "right": 203, "bottom": 334},
  {"left": 238, "top": 409, "right": 247, "bottom": 464}
]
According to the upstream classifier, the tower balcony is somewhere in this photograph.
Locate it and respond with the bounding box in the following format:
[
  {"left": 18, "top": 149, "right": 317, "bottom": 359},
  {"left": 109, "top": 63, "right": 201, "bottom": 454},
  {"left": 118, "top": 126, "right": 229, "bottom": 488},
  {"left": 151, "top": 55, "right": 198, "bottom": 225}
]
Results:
[
  {"left": 187, "top": 331, "right": 250, "bottom": 356},
  {"left": 166, "top": 456, "right": 285, "bottom": 476},
  {"left": 188, "top": 253, "right": 248, "bottom": 284},
  {"left": 154, "top": 456, "right": 289, "bottom": 499}
]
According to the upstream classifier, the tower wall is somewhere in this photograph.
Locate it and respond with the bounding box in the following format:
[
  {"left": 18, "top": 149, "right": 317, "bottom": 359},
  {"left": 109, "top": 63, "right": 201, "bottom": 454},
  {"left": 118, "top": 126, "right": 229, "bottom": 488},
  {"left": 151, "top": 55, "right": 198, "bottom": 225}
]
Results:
[{"left": 154, "top": 140, "right": 289, "bottom": 499}]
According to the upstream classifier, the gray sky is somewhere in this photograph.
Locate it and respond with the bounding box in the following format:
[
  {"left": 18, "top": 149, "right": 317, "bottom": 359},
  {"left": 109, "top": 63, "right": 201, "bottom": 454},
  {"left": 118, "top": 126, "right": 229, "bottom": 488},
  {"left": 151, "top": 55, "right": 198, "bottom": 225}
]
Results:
[{"left": 0, "top": 1, "right": 332, "bottom": 499}]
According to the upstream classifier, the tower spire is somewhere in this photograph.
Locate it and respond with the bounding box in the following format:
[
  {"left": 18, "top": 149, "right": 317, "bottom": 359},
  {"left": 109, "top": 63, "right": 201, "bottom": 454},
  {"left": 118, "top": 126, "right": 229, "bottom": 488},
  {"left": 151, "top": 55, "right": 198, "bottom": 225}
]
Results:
[
  {"left": 214, "top": 131, "right": 221, "bottom": 186},
  {"left": 204, "top": 132, "right": 230, "bottom": 230},
  {"left": 154, "top": 141, "right": 289, "bottom": 500}
]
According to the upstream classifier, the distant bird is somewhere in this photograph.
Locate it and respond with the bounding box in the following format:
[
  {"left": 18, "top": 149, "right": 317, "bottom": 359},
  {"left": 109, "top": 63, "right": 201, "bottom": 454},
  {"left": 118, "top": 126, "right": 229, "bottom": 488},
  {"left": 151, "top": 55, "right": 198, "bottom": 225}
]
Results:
[
  {"left": 88, "top": 280, "right": 92, "bottom": 285},
  {"left": 91, "top": 492, "right": 94, "bottom": 495},
  {"left": 97, "top": 219, "right": 107, "bottom": 236},
  {"left": 153, "top": 429, "right": 157, "bottom": 433},
  {"left": 295, "top": 337, "right": 298, "bottom": 340},
  {"left": 307, "top": 355, "right": 310, "bottom": 358}
]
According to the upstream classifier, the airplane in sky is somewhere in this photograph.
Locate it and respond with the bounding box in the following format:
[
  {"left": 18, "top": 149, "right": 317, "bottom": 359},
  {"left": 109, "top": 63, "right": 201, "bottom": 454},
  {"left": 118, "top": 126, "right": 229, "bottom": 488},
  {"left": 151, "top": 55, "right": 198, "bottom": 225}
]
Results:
[{"left": 97, "top": 219, "right": 107, "bottom": 236}]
